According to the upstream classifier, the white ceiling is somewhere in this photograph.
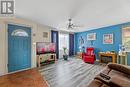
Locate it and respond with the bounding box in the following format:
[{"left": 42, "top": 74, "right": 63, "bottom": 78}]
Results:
[{"left": 16, "top": 0, "right": 130, "bottom": 32}]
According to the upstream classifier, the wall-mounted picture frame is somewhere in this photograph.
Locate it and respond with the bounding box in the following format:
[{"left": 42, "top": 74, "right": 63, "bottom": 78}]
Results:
[
  {"left": 79, "top": 36, "right": 84, "bottom": 46},
  {"left": 43, "top": 32, "right": 48, "bottom": 38},
  {"left": 103, "top": 34, "right": 113, "bottom": 44},
  {"left": 87, "top": 33, "right": 96, "bottom": 40}
]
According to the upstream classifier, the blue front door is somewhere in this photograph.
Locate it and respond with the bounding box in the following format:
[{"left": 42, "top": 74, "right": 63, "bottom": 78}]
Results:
[{"left": 8, "top": 24, "right": 31, "bottom": 72}]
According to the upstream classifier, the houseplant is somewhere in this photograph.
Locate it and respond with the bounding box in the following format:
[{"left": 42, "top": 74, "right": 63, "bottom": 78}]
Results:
[{"left": 63, "top": 47, "right": 68, "bottom": 60}]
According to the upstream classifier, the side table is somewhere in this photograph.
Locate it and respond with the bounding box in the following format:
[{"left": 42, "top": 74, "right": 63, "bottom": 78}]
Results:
[
  {"left": 76, "top": 52, "right": 83, "bottom": 59},
  {"left": 117, "top": 53, "right": 127, "bottom": 65}
]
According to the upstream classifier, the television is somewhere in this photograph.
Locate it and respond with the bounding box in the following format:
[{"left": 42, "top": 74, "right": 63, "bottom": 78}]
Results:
[{"left": 36, "top": 42, "right": 56, "bottom": 55}]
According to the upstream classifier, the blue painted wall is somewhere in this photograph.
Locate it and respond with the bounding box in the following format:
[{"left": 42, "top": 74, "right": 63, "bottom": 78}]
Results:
[{"left": 75, "top": 22, "right": 130, "bottom": 65}]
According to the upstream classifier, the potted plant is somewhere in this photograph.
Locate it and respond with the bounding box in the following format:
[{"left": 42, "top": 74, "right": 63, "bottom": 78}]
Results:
[{"left": 63, "top": 47, "right": 68, "bottom": 60}]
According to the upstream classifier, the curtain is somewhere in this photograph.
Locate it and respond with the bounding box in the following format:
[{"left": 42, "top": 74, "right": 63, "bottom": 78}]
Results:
[
  {"left": 69, "top": 34, "right": 74, "bottom": 56},
  {"left": 51, "top": 30, "right": 59, "bottom": 59}
]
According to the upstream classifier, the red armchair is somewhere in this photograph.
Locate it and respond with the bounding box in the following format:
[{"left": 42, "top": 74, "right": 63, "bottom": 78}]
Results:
[{"left": 82, "top": 47, "right": 95, "bottom": 64}]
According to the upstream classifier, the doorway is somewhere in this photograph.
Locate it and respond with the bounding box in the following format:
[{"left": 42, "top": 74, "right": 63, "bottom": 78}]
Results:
[{"left": 8, "top": 24, "right": 31, "bottom": 72}]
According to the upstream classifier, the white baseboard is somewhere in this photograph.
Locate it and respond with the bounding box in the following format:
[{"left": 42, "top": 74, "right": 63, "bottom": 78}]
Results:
[{"left": 0, "top": 67, "right": 35, "bottom": 76}]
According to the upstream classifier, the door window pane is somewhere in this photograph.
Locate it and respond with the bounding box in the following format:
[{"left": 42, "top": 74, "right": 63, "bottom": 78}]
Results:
[{"left": 11, "top": 29, "right": 29, "bottom": 37}]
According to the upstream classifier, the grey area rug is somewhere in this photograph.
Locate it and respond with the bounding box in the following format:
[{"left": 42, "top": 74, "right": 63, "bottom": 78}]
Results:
[{"left": 39, "top": 58, "right": 105, "bottom": 87}]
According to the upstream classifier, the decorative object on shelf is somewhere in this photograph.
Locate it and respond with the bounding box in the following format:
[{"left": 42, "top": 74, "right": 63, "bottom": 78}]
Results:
[
  {"left": 119, "top": 44, "right": 126, "bottom": 55},
  {"left": 103, "top": 34, "right": 113, "bottom": 44},
  {"left": 87, "top": 33, "right": 96, "bottom": 40},
  {"left": 63, "top": 47, "right": 68, "bottom": 60},
  {"left": 111, "top": 50, "right": 115, "bottom": 53}
]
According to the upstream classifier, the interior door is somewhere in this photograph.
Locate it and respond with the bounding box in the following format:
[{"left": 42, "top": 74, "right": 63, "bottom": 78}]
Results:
[{"left": 8, "top": 24, "right": 31, "bottom": 72}]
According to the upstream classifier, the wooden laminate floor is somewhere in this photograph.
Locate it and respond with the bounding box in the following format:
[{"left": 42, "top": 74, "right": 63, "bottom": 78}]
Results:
[
  {"left": 39, "top": 57, "right": 105, "bottom": 87},
  {"left": 0, "top": 69, "right": 48, "bottom": 87}
]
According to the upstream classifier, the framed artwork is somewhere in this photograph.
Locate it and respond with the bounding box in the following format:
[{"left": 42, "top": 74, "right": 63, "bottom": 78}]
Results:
[
  {"left": 87, "top": 33, "right": 96, "bottom": 40},
  {"left": 43, "top": 32, "right": 48, "bottom": 38},
  {"left": 79, "top": 36, "right": 84, "bottom": 46},
  {"left": 103, "top": 34, "right": 113, "bottom": 44}
]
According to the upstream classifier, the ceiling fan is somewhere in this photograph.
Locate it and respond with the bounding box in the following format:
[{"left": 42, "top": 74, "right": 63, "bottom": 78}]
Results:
[{"left": 66, "top": 19, "right": 83, "bottom": 30}]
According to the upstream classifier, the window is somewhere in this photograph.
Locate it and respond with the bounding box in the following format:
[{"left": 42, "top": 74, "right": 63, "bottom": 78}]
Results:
[
  {"left": 59, "top": 33, "right": 69, "bottom": 50},
  {"left": 122, "top": 27, "right": 130, "bottom": 51},
  {"left": 59, "top": 33, "right": 69, "bottom": 58},
  {"left": 11, "top": 29, "right": 28, "bottom": 37}
]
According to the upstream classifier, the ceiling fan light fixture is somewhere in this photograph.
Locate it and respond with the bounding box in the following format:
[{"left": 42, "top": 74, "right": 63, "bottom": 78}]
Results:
[{"left": 60, "top": 19, "right": 83, "bottom": 30}]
